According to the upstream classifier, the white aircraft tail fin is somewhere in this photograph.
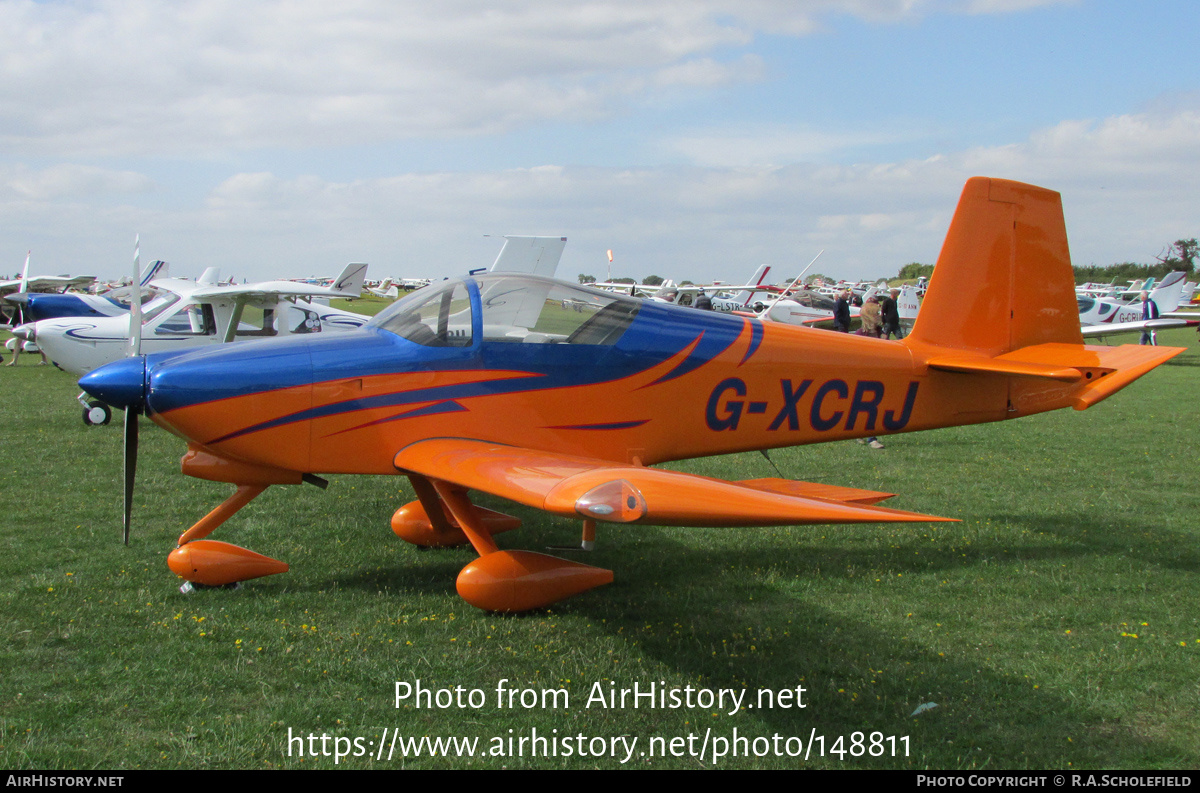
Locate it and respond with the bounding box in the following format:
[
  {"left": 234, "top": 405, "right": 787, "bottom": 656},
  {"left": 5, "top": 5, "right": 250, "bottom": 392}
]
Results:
[
  {"left": 732, "top": 264, "right": 771, "bottom": 307},
  {"left": 140, "top": 259, "right": 168, "bottom": 287},
  {"left": 197, "top": 267, "right": 221, "bottom": 286},
  {"left": 1149, "top": 271, "right": 1186, "bottom": 313},
  {"left": 897, "top": 285, "right": 921, "bottom": 321},
  {"left": 490, "top": 236, "right": 567, "bottom": 278},
  {"left": 331, "top": 262, "right": 368, "bottom": 296}
]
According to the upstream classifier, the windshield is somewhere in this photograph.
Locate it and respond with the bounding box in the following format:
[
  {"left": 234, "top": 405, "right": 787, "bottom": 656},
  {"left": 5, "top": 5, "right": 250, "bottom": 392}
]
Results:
[
  {"left": 368, "top": 275, "right": 642, "bottom": 347},
  {"left": 140, "top": 294, "right": 179, "bottom": 323},
  {"left": 477, "top": 275, "right": 640, "bottom": 345},
  {"left": 369, "top": 280, "right": 473, "bottom": 347}
]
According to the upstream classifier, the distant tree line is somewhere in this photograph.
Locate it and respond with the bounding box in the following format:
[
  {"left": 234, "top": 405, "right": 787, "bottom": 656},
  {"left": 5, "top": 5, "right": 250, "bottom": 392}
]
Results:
[
  {"left": 897, "top": 262, "right": 935, "bottom": 281},
  {"left": 578, "top": 238, "right": 1197, "bottom": 290},
  {"left": 1073, "top": 238, "right": 1197, "bottom": 283},
  {"left": 893, "top": 239, "right": 1197, "bottom": 285}
]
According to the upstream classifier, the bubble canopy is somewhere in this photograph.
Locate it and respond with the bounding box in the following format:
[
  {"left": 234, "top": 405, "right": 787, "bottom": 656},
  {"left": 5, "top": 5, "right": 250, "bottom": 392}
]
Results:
[{"left": 367, "top": 274, "right": 642, "bottom": 348}]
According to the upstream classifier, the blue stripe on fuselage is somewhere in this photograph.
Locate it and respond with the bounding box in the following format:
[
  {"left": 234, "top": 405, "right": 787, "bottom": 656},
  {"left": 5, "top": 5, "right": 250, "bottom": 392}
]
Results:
[{"left": 145, "top": 302, "right": 748, "bottom": 424}]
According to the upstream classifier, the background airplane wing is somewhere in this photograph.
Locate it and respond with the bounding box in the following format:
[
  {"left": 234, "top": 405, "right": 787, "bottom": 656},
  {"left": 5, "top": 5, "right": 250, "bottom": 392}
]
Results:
[
  {"left": 394, "top": 438, "right": 954, "bottom": 527},
  {"left": 1081, "top": 317, "right": 1197, "bottom": 337},
  {"left": 192, "top": 279, "right": 366, "bottom": 301}
]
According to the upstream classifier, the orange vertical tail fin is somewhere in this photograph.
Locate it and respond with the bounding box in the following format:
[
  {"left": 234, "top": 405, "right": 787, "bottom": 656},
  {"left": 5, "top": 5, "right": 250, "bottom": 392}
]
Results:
[{"left": 908, "top": 177, "right": 1083, "bottom": 355}]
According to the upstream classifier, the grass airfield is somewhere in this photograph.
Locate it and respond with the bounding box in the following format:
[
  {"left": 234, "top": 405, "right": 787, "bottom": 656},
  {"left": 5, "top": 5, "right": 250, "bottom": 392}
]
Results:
[{"left": 0, "top": 325, "right": 1197, "bottom": 770}]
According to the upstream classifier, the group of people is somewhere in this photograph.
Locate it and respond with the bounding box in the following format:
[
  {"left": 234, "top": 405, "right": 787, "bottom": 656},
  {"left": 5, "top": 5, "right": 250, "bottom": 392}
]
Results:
[
  {"left": 833, "top": 287, "right": 904, "bottom": 340},
  {"left": 833, "top": 287, "right": 907, "bottom": 451}
]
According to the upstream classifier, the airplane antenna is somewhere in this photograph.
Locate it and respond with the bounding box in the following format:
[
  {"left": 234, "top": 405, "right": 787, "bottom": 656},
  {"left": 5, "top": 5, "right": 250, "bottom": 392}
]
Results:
[
  {"left": 758, "top": 449, "right": 784, "bottom": 478},
  {"left": 762, "top": 250, "right": 823, "bottom": 317}
]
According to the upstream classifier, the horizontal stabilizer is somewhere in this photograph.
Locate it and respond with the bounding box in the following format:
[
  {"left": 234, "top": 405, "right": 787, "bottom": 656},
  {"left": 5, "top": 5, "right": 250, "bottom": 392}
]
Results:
[
  {"left": 395, "top": 438, "right": 953, "bottom": 527},
  {"left": 1068, "top": 344, "right": 1184, "bottom": 410},
  {"left": 926, "top": 341, "right": 1183, "bottom": 407},
  {"left": 927, "top": 349, "right": 1085, "bottom": 381}
]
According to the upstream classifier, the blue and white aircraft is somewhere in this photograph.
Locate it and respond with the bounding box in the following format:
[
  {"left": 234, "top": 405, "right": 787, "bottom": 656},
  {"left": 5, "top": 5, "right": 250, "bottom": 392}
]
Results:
[
  {"left": 12, "top": 260, "right": 168, "bottom": 323},
  {"left": 15, "top": 262, "right": 371, "bottom": 424}
]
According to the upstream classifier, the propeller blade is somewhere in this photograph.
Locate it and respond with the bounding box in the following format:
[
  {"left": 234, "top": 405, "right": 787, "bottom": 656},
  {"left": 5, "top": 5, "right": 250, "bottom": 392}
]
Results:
[
  {"left": 122, "top": 405, "right": 138, "bottom": 545},
  {"left": 128, "top": 235, "right": 142, "bottom": 358},
  {"left": 16, "top": 251, "right": 30, "bottom": 325},
  {"left": 122, "top": 236, "right": 145, "bottom": 544},
  {"left": 18, "top": 251, "right": 29, "bottom": 292}
]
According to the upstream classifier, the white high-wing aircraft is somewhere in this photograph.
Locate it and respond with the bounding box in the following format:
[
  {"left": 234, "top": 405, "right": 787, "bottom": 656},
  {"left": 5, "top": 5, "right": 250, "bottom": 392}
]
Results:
[
  {"left": 1078, "top": 271, "right": 1197, "bottom": 341},
  {"left": 15, "top": 262, "right": 370, "bottom": 424}
]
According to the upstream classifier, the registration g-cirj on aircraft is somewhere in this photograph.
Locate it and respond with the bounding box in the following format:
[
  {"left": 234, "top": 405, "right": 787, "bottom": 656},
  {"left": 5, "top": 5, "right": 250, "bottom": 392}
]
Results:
[{"left": 80, "top": 178, "right": 1183, "bottom": 612}]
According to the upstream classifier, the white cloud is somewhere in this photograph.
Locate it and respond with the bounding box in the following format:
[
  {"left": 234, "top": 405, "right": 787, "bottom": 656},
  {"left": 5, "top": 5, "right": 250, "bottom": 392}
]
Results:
[
  {"left": 1, "top": 164, "right": 154, "bottom": 200},
  {"left": 4, "top": 106, "right": 1195, "bottom": 282},
  {"left": 666, "top": 125, "right": 922, "bottom": 166},
  {"left": 5, "top": 107, "right": 1187, "bottom": 284},
  {"left": 0, "top": 0, "right": 1076, "bottom": 157},
  {"left": 168, "top": 108, "right": 1200, "bottom": 281}
]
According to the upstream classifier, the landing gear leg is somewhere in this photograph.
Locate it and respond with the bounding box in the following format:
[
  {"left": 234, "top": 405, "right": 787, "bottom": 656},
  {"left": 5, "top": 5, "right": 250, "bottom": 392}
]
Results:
[
  {"left": 391, "top": 474, "right": 521, "bottom": 547},
  {"left": 430, "top": 480, "right": 612, "bottom": 612}
]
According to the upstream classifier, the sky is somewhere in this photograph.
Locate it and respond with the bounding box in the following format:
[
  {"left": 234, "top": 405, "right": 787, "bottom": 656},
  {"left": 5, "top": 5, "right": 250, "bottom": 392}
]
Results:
[{"left": 1, "top": 0, "right": 1198, "bottom": 284}]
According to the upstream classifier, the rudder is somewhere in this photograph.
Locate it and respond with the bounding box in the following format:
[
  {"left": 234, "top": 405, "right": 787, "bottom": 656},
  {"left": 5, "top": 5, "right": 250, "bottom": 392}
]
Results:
[{"left": 907, "top": 178, "right": 1082, "bottom": 356}]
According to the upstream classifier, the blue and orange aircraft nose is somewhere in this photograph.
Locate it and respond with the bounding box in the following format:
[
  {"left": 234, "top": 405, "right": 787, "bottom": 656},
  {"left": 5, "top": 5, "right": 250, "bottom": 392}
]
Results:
[{"left": 79, "top": 355, "right": 147, "bottom": 412}]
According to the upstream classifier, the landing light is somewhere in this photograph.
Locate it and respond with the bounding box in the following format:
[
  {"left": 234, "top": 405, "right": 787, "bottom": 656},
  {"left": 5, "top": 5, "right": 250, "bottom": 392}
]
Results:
[{"left": 574, "top": 479, "right": 647, "bottom": 523}]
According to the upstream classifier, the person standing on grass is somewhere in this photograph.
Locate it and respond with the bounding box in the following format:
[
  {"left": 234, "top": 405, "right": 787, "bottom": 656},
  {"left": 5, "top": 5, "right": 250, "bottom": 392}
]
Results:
[
  {"left": 859, "top": 296, "right": 882, "bottom": 338},
  {"left": 1139, "top": 290, "right": 1158, "bottom": 345},
  {"left": 881, "top": 288, "right": 903, "bottom": 339},
  {"left": 833, "top": 289, "right": 851, "bottom": 332}
]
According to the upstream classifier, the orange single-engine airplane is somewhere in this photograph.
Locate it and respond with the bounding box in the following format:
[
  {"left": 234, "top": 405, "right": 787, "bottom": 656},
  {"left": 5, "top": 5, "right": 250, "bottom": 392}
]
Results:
[{"left": 80, "top": 178, "right": 1183, "bottom": 612}]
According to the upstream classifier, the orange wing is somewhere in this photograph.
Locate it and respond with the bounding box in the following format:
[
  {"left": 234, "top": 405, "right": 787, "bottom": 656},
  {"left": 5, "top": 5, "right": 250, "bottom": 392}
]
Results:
[{"left": 394, "top": 438, "right": 955, "bottom": 527}]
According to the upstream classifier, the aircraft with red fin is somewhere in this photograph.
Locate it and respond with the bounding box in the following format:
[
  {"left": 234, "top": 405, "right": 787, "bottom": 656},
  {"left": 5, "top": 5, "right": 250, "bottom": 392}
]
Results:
[{"left": 79, "top": 178, "right": 1184, "bottom": 612}]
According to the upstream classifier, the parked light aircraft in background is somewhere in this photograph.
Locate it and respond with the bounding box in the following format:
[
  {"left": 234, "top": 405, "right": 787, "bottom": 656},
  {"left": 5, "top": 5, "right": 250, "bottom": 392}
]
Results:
[
  {"left": 80, "top": 178, "right": 1182, "bottom": 613},
  {"left": 17, "top": 262, "right": 368, "bottom": 424},
  {"left": 1078, "top": 270, "right": 1197, "bottom": 340},
  {"left": 0, "top": 272, "right": 96, "bottom": 299},
  {"left": 1, "top": 259, "right": 97, "bottom": 328},
  {"left": 367, "top": 278, "right": 398, "bottom": 299},
  {"left": 647, "top": 265, "right": 774, "bottom": 312},
  {"left": 9, "top": 260, "right": 169, "bottom": 324}
]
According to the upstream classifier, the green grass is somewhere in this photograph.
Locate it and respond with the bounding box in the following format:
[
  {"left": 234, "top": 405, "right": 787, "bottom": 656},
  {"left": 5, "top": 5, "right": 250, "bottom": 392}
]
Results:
[
  {"left": 331, "top": 295, "right": 393, "bottom": 317},
  {"left": 0, "top": 328, "right": 1198, "bottom": 769}
]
